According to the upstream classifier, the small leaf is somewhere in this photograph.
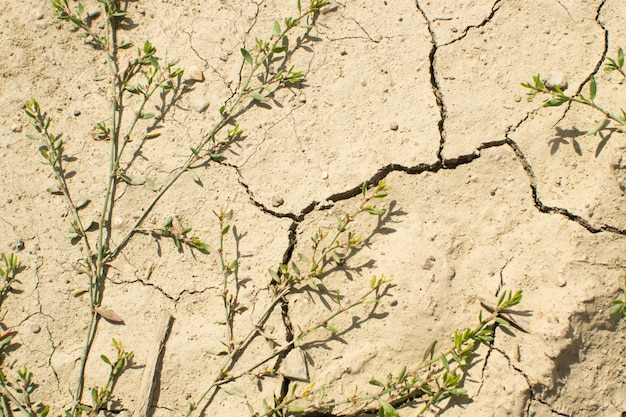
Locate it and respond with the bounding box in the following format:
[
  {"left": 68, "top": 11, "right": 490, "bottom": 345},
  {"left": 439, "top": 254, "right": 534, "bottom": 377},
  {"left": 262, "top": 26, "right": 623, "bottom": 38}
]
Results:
[
  {"left": 75, "top": 198, "right": 90, "bottom": 210},
  {"left": 291, "top": 261, "right": 300, "bottom": 276},
  {"left": 273, "top": 20, "right": 281, "bottom": 36},
  {"left": 94, "top": 306, "right": 125, "bottom": 324},
  {"left": 240, "top": 48, "right": 253, "bottom": 65},
  {"left": 367, "top": 207, "right": 385, "bottom": 215},
  {"left": 369, "top": 379, "right": 384, "bottom": 388},
  {"left": 585, "top": 118, "right": 609, "bottom": 136},
  {"left": 268, "top": 268, "right": 280, "bottom": 282},
  {"left": 221, "top": 225, "right": 230, "bottom": 235},
  {"left": 187, "top": 169, "right": 202, "bottom": 185},
  {"left": 100, "top": 355, "right": 111, "bottom": 366},
  {"left": 589, "top": 75, "right": 597, "bottom": 101},
  {"left": 325, "top": 324, "right": 338, "bottom": 333},
  {"left": 297, "top": 0, "right": 302, "bottom": 13},
  {"left": 250, "top": 91, "right": 268, "bottom": 102},
  {"left": 119, "top": 41, "right": 133, "bottom": 49},
  {"left": 140, "top": 112, "right": 155, "bottom": 119},
  {"left": 543, "top": 96, "right": 568, "bottom": 107},
  {"left": 619, "top": 47, "right": 624, "bottom": 68},
  {"left": 272, "top": 45, "right": 287, "bottom": 53},
  {"left": 287, "top": 405, "right": 305, "bottom": 413},
  {"left": 377, "top": 399, "right": 398, "bottom": 417}
]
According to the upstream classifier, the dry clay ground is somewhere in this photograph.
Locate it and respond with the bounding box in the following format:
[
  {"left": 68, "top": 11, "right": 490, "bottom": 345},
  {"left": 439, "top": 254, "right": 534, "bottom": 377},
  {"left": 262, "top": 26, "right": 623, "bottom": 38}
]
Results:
[{"left": 1, "top": 0, "right": 626, "bottom": 416}]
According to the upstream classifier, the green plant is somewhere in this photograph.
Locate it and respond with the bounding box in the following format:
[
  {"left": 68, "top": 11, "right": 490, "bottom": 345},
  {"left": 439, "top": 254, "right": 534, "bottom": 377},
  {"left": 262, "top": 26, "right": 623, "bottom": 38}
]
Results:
[
  {"left": 0, "top": 253, "right": 49, "bottom": 417},
  {"left": 68, "top": 339, "right": 133, "bottom": 417},
  {"left": 243, "top": 290, "right": 524, "bottom": 416},
  {"left": 23, "top": 0, "right": 524, "bottom": 415},
  {"left": 610, "top": 274, "right": 626, "bottom": 318},
  {"left": 522, "top": 47, "right": 626, "bottom": 136},
  {"left": 523, "top": 50, "right": 626, "bottom": 322}
]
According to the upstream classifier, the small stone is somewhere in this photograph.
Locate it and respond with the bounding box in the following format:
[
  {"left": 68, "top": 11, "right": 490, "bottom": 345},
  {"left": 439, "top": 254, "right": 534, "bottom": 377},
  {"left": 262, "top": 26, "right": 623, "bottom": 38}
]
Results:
[
  {"left": 186, "top": 65, "right": 204, "bottom": 83},
  {"left": 10, "top": 124, "right": 22, "bottom": 133},
  {"left": 340, "top": 50, "right": 348, "bottom": 56},
  {"left": 556, "top": 275, "right": 566, "bottom": 287},
  {"left": 390, "top": 122, "right": 399, "bottom": 131},
  {"left": 31, "top": 324, "right": 41, "bottom": 334},
  {"left": 360, "top": 79, "right": 367, "bottom": 87},
  {"left": 543, "top": 71, "right": 568, "bottom": 91},
  {"left": 513, "top": 95, "right": 522, "bottom": 102},
  {"left": 192, "top": 96, "right": 210, "bottom": 113},
  {"left": 279, "top": 348, "right": 309, "bottom": 381},
  {"left": 9, "top": 240, "right": 25, "bottom": 251},
  {"left": 389, "top": 299, "right": 398, "bottom": 307},
  {"left": 271, "top": 196, "right": 284, "bottom": 208},
  {"left": 73, "top": 110, "right": 81, "bottom": 117},
  {"left": 321, "top": 171, "right": 329, "bottom": 180},
  {"left": 86, "top": 9, "right": 101, "bottom": 19}
]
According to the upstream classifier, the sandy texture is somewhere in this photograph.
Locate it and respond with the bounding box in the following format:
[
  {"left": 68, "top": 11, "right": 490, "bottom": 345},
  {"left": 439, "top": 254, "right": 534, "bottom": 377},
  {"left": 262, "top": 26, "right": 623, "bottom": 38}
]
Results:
[{"left": 1, "top": 1, "right": 625, "bottom": 416}]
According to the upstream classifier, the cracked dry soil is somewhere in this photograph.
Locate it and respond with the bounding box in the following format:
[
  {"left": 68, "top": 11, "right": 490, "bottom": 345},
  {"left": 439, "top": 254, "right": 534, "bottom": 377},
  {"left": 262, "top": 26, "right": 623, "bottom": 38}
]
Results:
[{"left": 1, "top": 1, "right": 626, "bottom": 416}]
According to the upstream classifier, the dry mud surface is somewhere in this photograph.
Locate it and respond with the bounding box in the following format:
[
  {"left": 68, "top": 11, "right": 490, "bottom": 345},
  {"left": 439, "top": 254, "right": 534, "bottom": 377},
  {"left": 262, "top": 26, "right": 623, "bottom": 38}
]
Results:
[{"left": 1, "top": 1, "right": 626, "bottom": 416}]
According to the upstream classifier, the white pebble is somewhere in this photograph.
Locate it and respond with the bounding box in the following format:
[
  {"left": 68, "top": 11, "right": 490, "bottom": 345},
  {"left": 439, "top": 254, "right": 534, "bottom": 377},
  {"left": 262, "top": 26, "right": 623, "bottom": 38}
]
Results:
[
  {"left": 186, "top": 65, "right": 204, "bottom": 82},
  {"left": 543, "top": 71, "right": 568, "bottom": 91},
  {"left": 192, "top": 96, "right": 210, "bottom": 113},
  {"left": 321, "top": 171, "right": 329, "bottom": 180}
]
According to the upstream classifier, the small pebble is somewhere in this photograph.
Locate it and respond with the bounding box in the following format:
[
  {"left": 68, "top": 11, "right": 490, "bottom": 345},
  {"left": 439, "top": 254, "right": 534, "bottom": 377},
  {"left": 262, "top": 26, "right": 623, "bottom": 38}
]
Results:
[
  {"left": 31, "top": 324, "right": 41, "bottom": 334},
  {"left": 321, "top": 171, "right": 329, "bottom": 180},
  {"left": 556, "top": 275, "right": 566, "bottom": 287},
  {"left": 86, "top": 9, "right": 101, "bottom": 19},
  {"left": 192, "top": 97, "right": 210, "bottom": 113},
  {"left": 73, "top": 110, "right": 81, "bottom": 117},
  {"left": 389, "top": 299, "right": 398, "bottom": 307},
  {"left": 186, "top": 65, "right": 204, "bottom": 83},
  {"left": 271, "top": 196, "right": 284, "bottom": 208},
  {"left": 390, "top": 122, "right": 399, "bottom": 131},
  {"left": 9, "top": 240, "right": 25, "bottom": 251},
  {"left": 340, "top": 50, "right": 348, "bottom": 56},
  {"left": 10, "top": 124, "right": 22, "bottom": 133},
  {"left": 543, "top": 71, "right": 568, "bottom": 91}
]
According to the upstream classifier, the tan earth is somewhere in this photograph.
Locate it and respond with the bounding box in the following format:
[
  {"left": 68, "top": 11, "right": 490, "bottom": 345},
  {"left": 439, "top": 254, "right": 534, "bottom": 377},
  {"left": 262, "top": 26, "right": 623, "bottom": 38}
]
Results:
[{"left": 1, "top": 1, "right": 626, "bottom": 416}]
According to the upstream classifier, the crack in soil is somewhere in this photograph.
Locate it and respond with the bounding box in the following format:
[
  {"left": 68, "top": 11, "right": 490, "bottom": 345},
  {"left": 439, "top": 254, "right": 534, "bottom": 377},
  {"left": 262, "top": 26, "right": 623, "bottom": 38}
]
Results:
[
  {"left": 415, "top": 0, "right": 446, "bottom": 164},
  {"left": 439, "top": 0, "right": 503, "bottom": 47}
]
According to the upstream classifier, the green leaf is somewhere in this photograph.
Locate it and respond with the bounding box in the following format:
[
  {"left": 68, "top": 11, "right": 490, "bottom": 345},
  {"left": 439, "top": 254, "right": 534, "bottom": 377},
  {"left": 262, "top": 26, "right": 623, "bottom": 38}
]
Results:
[
  {"left": 291, "top": 261, "right": 300, "bottom": 276},
  {"left": 240, "top": 48, "right": 253, "bottom": 65},
  {"left": 377, "top": 399, "right": 398, "bottom": 417},
  {"left": 273, "top": 20, "right": 281, "bottom": 37},
  {"left": 119, "top": 41, "right": 133, "bottom": 49},
  {"left": 75, "top": 198, "right": 91, "bottom": 210},
  {"left": 140, "top": 112, "right": 155, "bottom": 119},
  {"left": 325, "top": 324, "right": 338, "bottom": 333},
  {"left": 269, "top": 268, "right": 280, "bottom": 282},
  {"left": 619, "top": 47, "right": 624, "bottom": 68},
  {"left": 440, "top": 354, "right": 449, "bottom": 370},
  {"left": 26, "top": 134, "right": 39, "bottom": 141},
  {"left": 100, "top": 355, "right": 111, "bottom": 366},
  {"left": 367, "top": 207, "right": 385, "bottom": 215},
  {"left": 589, "top": 75, "right": 597, "bottom": 101},
  {"left": 249, "top": 91, "right": 268, "bottom": 102},
  {"left": 77, "top": 3, "right": 84, "bottom": 15},
  {"left": 221, "top": 225, "right": 230, "bottom": 235},
  {"left": 585, "top": 118, "right": 609, "bottom": 136},
  {"left": 187, "top": 169, "right": 202, "bottom": 185},
  {"left": 369, "top": 379, "right": 384, "bottom": 387},
  {"left": 543, "top": 96, "right": 568, "bottom": 107},
  {"left": 271, "top": 45, "right": 287, "bottom": 54},
  {"left": 287, "top": 405, "right": 305, "bottom": 413}
]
